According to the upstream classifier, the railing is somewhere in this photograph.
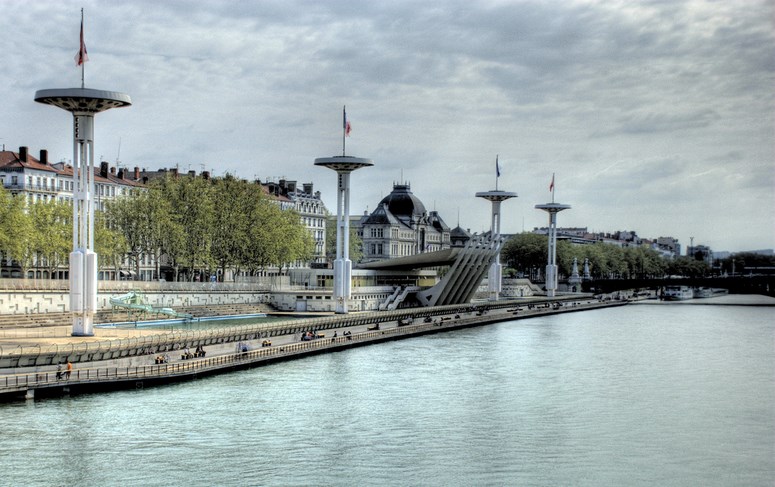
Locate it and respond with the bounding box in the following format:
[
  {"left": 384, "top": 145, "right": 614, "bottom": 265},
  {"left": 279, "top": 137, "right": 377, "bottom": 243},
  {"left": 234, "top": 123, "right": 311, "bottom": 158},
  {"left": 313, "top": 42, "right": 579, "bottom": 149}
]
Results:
[
  {"left": 0, "top": 315, "right": 482, "bottom": 391},
  {"left": 0, "top": 296, "right": 613, "bottom": 369},
  {"left": 0, "top": 278, "right": 272, "bottom": 293},
  {"left": 0, "top": 298, "right": 623, "bottom": 394}
]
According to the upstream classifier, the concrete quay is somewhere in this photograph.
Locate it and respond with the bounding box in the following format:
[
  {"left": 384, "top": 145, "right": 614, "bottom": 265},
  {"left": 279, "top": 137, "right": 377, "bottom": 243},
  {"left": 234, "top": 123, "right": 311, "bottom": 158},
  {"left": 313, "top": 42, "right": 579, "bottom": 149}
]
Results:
[{"left": 0, "top": 295, "right": 626, "bottom": 402}]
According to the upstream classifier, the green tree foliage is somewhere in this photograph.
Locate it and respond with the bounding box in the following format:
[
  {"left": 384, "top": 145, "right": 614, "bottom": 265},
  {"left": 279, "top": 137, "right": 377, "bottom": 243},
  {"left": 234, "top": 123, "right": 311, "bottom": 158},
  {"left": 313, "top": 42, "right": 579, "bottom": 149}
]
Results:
[
  {"left": 718, "top": 252, "right": 775, "bottom": 275},
  {"left": 325, "top": 214, "right": 363, "bottom": 263},
  {"left": 103, "top": 174, "right": 315, "bottom": 281},
  {"left": 0, "top": 190, "right": 36, "bottom": 278},
  {"left": 105, "top": 190, "right": 150, "bottom": 279},
  {"left": 503, "top": 232, "right": 670, "bottom": 280},
  {"left": 31, "top": 199, "right": 71, "bottom": 278},
  {"left": 666, "top": 256, "right": 710, "bottom": 277},
  {"left": 95, "top": 212, "right": 128, "bottom": 276},
  {"left": 501, "top": 233, "right": 546, "bottom": 280}
]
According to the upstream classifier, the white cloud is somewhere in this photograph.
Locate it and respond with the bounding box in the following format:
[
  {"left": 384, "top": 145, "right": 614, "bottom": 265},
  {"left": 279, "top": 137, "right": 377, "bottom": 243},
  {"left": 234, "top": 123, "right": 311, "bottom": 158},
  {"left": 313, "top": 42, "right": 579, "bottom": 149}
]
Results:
[{"left": 0, "top": 0, "right": 772, "bottom": 252}]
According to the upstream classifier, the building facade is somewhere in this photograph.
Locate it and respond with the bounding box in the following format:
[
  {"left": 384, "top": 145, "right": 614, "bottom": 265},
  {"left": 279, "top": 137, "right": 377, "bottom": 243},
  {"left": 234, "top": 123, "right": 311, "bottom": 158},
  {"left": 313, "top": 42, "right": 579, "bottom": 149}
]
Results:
[
  {"left": 1, "top": 146, "right": 149, "bottom": 279},
  {"left": 357, "top": 183, "right": 451, "bottom": 262}
]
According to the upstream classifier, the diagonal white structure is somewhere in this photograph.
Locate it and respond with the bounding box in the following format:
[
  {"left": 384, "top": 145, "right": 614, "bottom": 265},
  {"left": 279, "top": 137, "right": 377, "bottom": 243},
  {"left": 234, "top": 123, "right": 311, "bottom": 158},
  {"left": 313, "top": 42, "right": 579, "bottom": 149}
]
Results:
[
  {"left": 35, "top": 88, "right": 131, "bottom": 336},
  {"left": 314, "top": 156, "right": 372, "bottom": 314},
  {"left": 476, "top": 190, "right": 517, "bottom": 301}
]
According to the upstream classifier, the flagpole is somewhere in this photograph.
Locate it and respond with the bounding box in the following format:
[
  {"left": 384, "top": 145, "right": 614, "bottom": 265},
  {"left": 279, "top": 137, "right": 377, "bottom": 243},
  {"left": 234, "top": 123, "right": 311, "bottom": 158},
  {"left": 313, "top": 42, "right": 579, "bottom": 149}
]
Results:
[{"left": 80, "top": 8, "right": 86, "bottom": 89}]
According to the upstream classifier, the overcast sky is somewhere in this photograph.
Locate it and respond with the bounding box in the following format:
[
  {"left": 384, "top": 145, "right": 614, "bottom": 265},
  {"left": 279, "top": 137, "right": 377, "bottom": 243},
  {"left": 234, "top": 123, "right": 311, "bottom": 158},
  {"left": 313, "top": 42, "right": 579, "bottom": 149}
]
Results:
[{"left": 2, "top": 0, "right": 772, "bottom": 252}]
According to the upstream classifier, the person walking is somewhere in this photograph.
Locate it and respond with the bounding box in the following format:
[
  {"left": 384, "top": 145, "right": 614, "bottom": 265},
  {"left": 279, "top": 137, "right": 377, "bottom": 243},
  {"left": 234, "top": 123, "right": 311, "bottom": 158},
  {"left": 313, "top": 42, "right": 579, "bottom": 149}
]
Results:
[{"left": 65, "top": 361, "right": 73, "bottom": 380}]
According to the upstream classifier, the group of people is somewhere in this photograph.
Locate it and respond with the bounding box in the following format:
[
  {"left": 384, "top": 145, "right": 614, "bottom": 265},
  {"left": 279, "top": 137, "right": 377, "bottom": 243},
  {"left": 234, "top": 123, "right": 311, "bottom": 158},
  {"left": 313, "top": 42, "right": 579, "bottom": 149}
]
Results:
[
  {"left": 181, "top": 345, "right": 206, "bottom": 360},
  {"left": 55, "top": 361, "right": 72, "bottom": 380},
  {"left": 301, "top": 331, "right": 324, "bottom": 341}
]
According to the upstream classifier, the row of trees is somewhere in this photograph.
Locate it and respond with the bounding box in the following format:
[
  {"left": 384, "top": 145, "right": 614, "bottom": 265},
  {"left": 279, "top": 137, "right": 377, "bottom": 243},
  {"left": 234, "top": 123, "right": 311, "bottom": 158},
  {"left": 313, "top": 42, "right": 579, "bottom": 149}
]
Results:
[
  {"left": 501, "top": 233, "right": 712, "bottom": 280},
  {"left": 105, "top": 174, "right": 314, "bottom": 281},
  {"left": 1, "top": 186, "right": 128, "bottom": 278},
  {"left": 1, "top": 175, "right": 315, "bottom": 281}
]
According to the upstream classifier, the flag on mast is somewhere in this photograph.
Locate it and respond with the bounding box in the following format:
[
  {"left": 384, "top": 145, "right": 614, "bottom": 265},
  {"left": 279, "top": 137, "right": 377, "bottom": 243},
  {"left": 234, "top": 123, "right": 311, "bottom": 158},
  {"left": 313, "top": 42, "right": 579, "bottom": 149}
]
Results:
[
  {"left": 343, "top": 106, "right": 351, "bottom": 137},
  {"left": 549, "top": 173, "right": 555, "bottom": 192},
  {"left": 496, "top": 155, "right": 501, "bottom": 178},
  {"left": 74, "top": 12, "right": 89, "bottom": 66}
]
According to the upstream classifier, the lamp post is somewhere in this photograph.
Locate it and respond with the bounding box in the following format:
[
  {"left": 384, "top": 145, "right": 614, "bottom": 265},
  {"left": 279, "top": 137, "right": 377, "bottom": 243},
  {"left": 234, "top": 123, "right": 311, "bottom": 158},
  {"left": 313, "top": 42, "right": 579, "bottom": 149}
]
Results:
[
  {"left": 35, "top": 88, "right": 131, "bottom": 335},
  {"left": 314, "top": 156, "right": 372, "bottom": 313}
]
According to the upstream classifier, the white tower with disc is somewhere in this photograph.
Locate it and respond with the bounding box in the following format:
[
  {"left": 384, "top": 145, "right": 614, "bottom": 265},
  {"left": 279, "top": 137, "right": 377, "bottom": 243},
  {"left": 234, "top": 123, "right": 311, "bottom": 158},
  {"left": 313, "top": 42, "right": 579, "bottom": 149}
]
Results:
[
  {"left": 476, "top": 190, "right": 517, "bottom": 301},
  {"left": 314, "top": 156, "right": 373, "bottom": 313},
  {"left": 35, "top": 88, "right": 131, "bottom": 336}
]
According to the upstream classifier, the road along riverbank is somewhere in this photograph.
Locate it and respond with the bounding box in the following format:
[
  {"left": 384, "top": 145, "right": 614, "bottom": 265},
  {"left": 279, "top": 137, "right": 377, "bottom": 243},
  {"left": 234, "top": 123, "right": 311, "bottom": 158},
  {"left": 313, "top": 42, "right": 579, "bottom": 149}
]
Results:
[{"left": 0, "top": 296, "right": 626, "bottom": 401}]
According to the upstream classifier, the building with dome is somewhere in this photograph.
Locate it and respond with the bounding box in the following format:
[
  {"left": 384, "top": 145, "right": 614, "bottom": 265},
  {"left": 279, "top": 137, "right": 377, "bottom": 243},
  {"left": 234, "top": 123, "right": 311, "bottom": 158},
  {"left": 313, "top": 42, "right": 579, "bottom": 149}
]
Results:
[{"left": 358, "top": 183, "right": 451, "bottom": 262}]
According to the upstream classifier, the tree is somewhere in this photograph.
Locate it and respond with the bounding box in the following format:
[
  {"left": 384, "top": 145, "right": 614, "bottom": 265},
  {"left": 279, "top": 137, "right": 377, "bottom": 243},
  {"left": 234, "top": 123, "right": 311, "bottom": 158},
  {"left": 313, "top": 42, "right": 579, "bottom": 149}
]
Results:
[
  {"left": 1, "top": 192, "right": 35, "bottom": 278},
  {"left": 211, "top": 175, "right": 256, "bottom": 281},
  {"left": 31, "top": 199, "right": 71, "bottom": 279},
  {"left": 325, "top": 214, "right": 363, "bottom": 264},
  {"left": 105, "top": 191, "right": 151, "bottom": 280},
  {"left": 95, "top": 212, "right": 129, "bottom": 277},
  {"left": 501, "top": 232, "right": 547, "bottom": 280}
]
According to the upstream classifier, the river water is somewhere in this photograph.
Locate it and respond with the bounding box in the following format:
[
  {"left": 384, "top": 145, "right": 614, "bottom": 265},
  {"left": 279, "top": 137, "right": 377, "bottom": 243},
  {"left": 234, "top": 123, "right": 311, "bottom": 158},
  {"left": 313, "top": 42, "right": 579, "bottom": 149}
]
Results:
[{"left": 1, "top": 296, "right": 773, "bottom": 486}]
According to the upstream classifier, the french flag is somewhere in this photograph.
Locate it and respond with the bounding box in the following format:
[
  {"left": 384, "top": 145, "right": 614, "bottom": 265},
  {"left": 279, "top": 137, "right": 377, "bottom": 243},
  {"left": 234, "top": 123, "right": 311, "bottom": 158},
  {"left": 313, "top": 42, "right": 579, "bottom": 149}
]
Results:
[{"left": 74, "top": 15, "right": 89, "bottom": 67}]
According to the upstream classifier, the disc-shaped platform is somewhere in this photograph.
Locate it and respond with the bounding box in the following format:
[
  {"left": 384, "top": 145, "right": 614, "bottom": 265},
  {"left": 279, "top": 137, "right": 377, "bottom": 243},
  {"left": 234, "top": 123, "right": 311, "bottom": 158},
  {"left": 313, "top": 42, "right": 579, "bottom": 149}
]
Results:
[
  {"left": 314, "top": 156, "right": 373, "bottom": 172},
  {"left": 476, "top": 190, "right": 518, "bottom": 201},
  {"left": 34, "top": 88, "right": 132, "bottom": 113},
  {"left": 535, "top": 202, "right": 571, "bottom": 212}
]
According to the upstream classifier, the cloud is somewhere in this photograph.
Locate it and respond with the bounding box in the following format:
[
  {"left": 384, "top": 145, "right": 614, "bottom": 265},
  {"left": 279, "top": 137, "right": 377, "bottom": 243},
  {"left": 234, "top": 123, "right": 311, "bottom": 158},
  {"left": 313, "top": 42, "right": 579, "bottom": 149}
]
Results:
[{"left": 0, "top": 0, "right": 772, "bottom": 252}]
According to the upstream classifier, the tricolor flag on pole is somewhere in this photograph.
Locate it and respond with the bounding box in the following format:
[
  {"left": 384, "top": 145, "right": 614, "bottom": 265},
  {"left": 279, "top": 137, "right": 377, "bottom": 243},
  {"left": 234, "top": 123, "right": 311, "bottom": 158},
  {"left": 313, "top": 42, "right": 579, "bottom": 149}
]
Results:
[
  {"left": 495, "top": 155, "right": 501, "bottom": 191},
  {"left": 342, "top": 106, "right": 352, "bottom": 156},
  {"left": 74, "top": 11, "right": 89, "bottom": 67},
  {"left": 343, "top": 106, "right": 351, "bottom": 137}
]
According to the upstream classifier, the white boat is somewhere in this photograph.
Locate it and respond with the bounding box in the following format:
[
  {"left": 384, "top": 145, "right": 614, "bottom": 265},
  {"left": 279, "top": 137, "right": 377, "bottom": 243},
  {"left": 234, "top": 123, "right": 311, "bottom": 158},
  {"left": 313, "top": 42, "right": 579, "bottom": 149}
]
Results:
[
  {"left": 693, "top": 287, "right": 713, "bottom": 298},
  {"left": 662, "top": 285, "right": 694, "bottom": 301}
]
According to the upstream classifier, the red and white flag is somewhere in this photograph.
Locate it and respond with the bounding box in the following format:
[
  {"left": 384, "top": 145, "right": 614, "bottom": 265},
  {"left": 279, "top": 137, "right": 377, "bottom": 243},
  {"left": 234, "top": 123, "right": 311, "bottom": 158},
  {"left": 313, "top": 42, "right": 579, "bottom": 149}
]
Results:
[
  {"left": 343, "top": 107, "right": 352, "bottom": 137},
  {"left": 74, "top": 16, "right": 89, "bottom": 66}
]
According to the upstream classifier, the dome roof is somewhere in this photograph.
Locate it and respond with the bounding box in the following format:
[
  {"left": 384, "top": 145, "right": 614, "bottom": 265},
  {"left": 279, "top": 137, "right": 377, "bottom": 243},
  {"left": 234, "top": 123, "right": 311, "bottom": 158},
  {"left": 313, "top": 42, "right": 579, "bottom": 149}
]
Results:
[{"left": 377, "top": 184, "right": 426, "bottom": 220}]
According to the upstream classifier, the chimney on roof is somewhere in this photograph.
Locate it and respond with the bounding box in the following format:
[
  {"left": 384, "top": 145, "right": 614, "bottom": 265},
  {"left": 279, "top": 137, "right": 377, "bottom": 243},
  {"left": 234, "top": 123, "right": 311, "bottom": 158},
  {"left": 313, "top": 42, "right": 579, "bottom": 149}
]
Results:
[
  {"left": 171, "top": 168, "right": 178, "bottom": 177},
  {"left": 303, "top": 183, "right": 313, "bottom": 195},
  {"left": 134, "top": 167, "right": 140, "bottom": 180},
  {"left": 202, "top": 171, "right": 210, "bottom": 180},
  {"left": 117, "top": 168, "right": 125, "bottom": 179},
  {"left": 110, "top": 167, "right": 116, "bottom": 175},
  {"left": 19, "top": 146, "right": 28, "bottom": 162},
  {"left": 39, "top": 150, "right": 48, "bottom": 165},
  {"left": 100, "top": 161, "right": 109, "bottom": 178},
  {"left": 287, "top": 181, "right": 297, "bottom": 193},
  {"left": 188, "top": 170, "right": 196, "bottom": 177}
]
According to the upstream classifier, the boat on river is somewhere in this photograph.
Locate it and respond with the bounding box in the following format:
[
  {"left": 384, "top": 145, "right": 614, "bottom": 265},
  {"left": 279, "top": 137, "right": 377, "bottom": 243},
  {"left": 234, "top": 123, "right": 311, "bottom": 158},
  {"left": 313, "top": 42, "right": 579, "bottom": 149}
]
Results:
[{"left": 662, "top": 285, "right": 694, "bottom": 301}]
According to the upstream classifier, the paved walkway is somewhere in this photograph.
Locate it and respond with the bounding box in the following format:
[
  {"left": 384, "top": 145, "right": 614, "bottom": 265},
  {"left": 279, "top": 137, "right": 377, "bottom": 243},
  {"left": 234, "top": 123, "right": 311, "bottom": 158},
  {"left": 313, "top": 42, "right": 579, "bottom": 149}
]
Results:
[{"left": 1, "top": 297, "right": 620, "bottom": 401}]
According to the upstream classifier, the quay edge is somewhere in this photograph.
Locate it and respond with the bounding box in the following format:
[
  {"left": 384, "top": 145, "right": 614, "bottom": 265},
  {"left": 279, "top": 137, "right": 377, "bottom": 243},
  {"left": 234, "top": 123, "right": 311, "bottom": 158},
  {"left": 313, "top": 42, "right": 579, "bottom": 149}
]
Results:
[{"left": 0, "top": 297, "right": 627, "bottom": 402}]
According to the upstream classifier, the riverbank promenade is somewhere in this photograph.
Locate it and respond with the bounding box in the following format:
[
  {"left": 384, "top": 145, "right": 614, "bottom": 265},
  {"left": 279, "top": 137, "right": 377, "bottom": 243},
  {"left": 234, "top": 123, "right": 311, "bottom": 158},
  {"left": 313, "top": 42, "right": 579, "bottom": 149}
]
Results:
[{"left": 0, "top": 295, "right": 624, "bottom": 401}]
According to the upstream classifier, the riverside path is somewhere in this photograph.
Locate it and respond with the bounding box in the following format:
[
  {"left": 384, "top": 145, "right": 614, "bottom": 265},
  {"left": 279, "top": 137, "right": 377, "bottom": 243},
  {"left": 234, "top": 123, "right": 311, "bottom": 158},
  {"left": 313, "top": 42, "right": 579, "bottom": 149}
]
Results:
[{"left": 0, "top": 295, "right": 628, "bottom": 402}]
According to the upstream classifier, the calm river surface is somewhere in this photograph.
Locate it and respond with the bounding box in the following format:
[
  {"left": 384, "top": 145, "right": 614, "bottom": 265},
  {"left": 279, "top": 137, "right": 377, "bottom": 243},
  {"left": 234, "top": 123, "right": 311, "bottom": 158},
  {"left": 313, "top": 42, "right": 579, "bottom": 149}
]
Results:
[{"left": 1, "top": 296, "right": 773, "bottom": 486}]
